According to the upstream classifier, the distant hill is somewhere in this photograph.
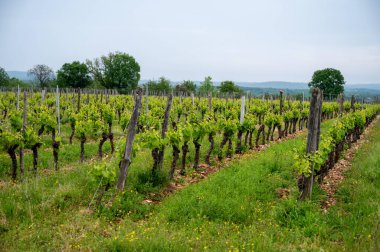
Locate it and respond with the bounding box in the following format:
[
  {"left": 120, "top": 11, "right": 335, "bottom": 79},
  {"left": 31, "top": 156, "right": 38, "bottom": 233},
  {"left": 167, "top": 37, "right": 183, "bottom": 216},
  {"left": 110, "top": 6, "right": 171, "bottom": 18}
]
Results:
[
  {"left": 7, "top": 71, "right": 33, "bottom": 81},
  {"left": 235, "top": 81, "right": 380, "bottom": 91},
  {"left": 235, "top": 81, "right": 308, "bottom": 89},
  {"left": 346, "top": 84, "right": 380, "bottom": 90}
]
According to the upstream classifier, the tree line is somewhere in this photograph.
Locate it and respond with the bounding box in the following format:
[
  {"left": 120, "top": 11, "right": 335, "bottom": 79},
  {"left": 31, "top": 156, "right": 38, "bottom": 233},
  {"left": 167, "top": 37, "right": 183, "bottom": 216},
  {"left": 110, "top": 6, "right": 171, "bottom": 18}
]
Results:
[{"left": 0, "top": 50, "right": 346, "bottom": 98}]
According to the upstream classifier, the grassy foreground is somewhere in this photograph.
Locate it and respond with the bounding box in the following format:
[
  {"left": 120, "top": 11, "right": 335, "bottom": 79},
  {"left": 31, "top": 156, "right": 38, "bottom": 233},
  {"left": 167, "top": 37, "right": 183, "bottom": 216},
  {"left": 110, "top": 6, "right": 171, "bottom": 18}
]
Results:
[{"left": 1, "top": 118, "right": 379, "bottom": 251}]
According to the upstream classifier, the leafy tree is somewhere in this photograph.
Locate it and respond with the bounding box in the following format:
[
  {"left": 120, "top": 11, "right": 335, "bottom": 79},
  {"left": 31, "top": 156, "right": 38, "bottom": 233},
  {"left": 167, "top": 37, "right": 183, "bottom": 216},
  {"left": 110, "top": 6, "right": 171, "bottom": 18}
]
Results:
[
  {"left": 199, "top": 76, "right": 214, "bottom": 93},
  {"left": 57, "top": 61, "right": 92, "bottom": 88},
  {"left": 86, "top": 51, "right": 140, "bottom": 93},
  {"left": 0, "top": 67, "right": 10, "bottom": 87},
  {"left": 28, "top": 64, "right": 55, "bottom": 88},
  {"left": 308, "top": 68, "right": 345, "bottom": 99},
  {"left": 175, "top": 80, "right": 196, "bottom": 93},
  {"left": 219, "top": 80, "right": 241, "bottom": 93},
  {"left": 146, "top": 77, "right": 172, "bottom": 93},
  {"left": 8, "top": 78, "right": 29, "bottom": 87}
]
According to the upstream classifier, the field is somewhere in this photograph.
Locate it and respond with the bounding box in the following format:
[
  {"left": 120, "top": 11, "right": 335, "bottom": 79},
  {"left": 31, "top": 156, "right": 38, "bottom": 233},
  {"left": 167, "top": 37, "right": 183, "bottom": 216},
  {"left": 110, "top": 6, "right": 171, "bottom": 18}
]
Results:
[{"left": 0, "top": 90, "right": 379, "bottom": 251}]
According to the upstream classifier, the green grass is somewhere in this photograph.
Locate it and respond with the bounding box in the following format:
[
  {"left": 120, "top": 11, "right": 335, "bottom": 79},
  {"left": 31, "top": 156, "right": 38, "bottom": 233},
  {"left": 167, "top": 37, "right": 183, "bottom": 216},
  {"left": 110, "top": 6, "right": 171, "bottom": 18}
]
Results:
[{"left": 1, "top": 118, "right": 380, "bottom": 251}]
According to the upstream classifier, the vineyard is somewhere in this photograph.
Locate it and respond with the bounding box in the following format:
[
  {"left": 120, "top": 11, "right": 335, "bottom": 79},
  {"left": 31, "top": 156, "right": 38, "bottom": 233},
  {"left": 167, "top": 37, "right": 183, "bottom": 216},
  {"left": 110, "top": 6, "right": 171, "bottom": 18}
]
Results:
[
  {"left": 1, "top": 87, "right": 380, "bottom": 251},
  {"left": 1, "top": 88, "right": 370, "bottom": 182}
]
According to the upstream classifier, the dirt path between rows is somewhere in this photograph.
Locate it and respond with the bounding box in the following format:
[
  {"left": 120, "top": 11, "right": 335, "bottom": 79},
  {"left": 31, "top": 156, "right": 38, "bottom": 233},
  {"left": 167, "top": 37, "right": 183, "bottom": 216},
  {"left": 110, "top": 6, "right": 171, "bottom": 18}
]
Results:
[{"left": 321, "top": 115, "right": 380, "bottom": 210}]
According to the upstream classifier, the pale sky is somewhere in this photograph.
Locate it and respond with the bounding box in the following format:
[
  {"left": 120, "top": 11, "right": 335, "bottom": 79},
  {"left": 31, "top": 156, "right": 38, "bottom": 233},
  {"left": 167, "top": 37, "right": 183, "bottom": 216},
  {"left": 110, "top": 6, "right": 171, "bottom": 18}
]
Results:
[{"left": 0, "top": 0, "right": 379, "bottom": 83}]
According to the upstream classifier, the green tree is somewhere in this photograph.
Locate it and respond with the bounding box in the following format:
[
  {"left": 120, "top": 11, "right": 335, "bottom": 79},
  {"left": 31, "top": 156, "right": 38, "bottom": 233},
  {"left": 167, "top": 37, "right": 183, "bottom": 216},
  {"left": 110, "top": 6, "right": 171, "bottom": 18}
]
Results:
[
  {"left": 219, "top": 80, "right": 241, "bottom": 93},
  {"left": 308, "top": 68, "right": 345, "bottom": 99},
  {"left": 57, "top": 61, "right": 91, "bottom": 88},
  {"left": 146, "top": 77, "right": 171, "bottom": 93},
  {"left": 199, "top": 76, "right": 214, "bottom": 93},
  {"left": 86, "top": 51, "right": 140, "bottom": 93},
  {"left": 28, "top": 64, "right": 55, "bottom": 88},
  {"left": 9, "top": 78, "right": 29, "bottom": 88},
  {"left": 175, "top": 80, "right": 196, "bottom": 93},
  {"left": 0, "top": 67, "right": 10, "bottom": 87}
]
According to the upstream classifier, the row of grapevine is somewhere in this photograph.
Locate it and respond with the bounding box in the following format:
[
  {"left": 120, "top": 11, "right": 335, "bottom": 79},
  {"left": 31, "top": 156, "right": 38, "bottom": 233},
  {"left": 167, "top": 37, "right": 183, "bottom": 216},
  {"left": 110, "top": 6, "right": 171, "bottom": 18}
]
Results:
[
  {"left": 294, "top": 88, "right": 380, "bottom": 200},
  {"left": 0, "top": 88, "right": 373, "bottom": 185}
]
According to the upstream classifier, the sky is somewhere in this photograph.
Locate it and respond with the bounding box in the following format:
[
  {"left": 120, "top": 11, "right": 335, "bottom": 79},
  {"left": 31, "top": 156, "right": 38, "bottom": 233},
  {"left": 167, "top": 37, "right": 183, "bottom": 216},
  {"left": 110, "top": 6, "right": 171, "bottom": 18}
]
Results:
[{"left": 0, "top": 0, "right": 379, "bottom": 84}]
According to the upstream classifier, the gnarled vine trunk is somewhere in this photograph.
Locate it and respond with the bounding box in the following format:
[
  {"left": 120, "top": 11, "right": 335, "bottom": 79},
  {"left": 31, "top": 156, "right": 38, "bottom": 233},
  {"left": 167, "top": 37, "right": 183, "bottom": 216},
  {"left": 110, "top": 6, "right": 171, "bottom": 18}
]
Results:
[
  {"left": 218, "top": 132, "right": 229, "bottom": 160},
  {"left": 181, "top": 142, "right": 189, "bottom": 175},
  {"left": 69, "top": 122, "right": 75, "bottom": 144},
  {"left": 169, "top": 145, "right": 180, "bottom": 179},
  {"left": 8, "top": 145, "right": 18, "bottom": 180},
  {"left": 98, "top": 132, "right": 108, "bottom": 158},
  {"left": 235, "top": 130, "right": 243, "bottom": 154},
  {"left": 52, "top": 131, "right": 60, "bottom": 171},
  {"left": 151, "top": 148, "right": 160, "bottom": 177},
  {"left": 205, "top": 133, "right": 214, "bottom": 165},
  {"left": 193, "top": 140, "right": 201, "bottom": 169},
  {"left": 31, "top": 143, "right": 42, "bottom": 173}
]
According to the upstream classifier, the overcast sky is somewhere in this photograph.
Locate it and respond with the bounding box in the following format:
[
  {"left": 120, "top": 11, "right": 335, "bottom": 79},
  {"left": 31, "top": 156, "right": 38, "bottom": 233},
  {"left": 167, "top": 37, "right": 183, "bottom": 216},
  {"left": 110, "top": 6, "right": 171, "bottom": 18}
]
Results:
[{"left": 0, "top": 0, "right": 379, "bottom": 83}]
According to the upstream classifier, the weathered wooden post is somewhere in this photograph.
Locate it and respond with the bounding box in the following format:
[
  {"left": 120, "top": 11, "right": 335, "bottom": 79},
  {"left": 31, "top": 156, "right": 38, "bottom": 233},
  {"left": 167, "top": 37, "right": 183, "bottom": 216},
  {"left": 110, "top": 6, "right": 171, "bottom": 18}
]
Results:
[
  {"left": 16, "top": 85, "right": 20, "bottom": 110},
  {"left": 52, "top": 86, "right": 61, "bottom": 170},
  {"left": 41, "top": 88, "right": 46, "bottom": 103},
  {"left": 145, "top": 84, "right": 149, "bottom": 116},
  {"left": 338, "top": 93, "right": 344, "bottom": 116},
  {"left": 247, "top": 91, "right": 251, "bottom": 111},
  {"left": 77, "top": 88, "right": 81, "bottom": 112},
  {"left": 71, "top": 89, "right": 75, "bottom": 108},
  {"left": 240, "top": 95, "right": 245, "bottom": 124},
  {"left": 278, "top": 90, "right": 284, "bottom": 138},
  {"left": 302, "top": 92, "right": 304, "bottom": 110},
  {"left": 270, "top": 95, "right": 273, "bottom": 110},
  {"left": 117, "top": 88, "right": 143, "bottom": 191},
  {"left": 350, "top": 95, "right": 355, "bottom": 112},
  {"left": 208, "top": 91, "right": 212, "bottom": 111},
  {"left": 56, "top": 86, "right": 61, "bottom": 136},
  {"left": 20, "top": 91, "right": 27, "bottom": 177},
  {"left": 280, "top": 90, "right": 284, "bottom": 115},
  {"left": 191, "top": 92, "right": 195, "bottom": 107},
  {"left": 158, "top": 94, "right": 173, "bottom": 170},
  {"left": 298, "top": 88, "right": 322, "bottom": 200}
]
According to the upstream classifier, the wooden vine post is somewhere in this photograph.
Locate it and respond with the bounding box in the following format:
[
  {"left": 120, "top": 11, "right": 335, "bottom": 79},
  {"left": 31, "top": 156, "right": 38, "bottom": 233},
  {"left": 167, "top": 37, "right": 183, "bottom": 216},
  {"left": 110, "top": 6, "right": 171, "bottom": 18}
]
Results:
[
  {"left": 16, "top": 85, "right": 20, "bottom": 110},
  {"left": 145, "top": 84, "right": 149, "bottom": 116},
  {"left": 278, "top": 90, "right": 284, "bottom": 138},
  {"left": 279, "top": 90, "right": 283, "bottom": 114},
  {"left": 208, "top": 91, "right": 212, "bottom": 111},
  {"left": 41, "top": 89, "right": 46, "bottom": 103},
  {"left": 351, "top": 95, "right": 355, "bottom": 112},
  {"left": 20, "top": 90, "right": 28, "bottom": 177},
  {"left": 240, "top": 95, "right": 245, "bottom": 124},
  {"left": 56, "top": 86, "right": 61, "bottom": 135},
  {"left": 53, "top": 86, "right": 61, "bottom": 170},
  {"left": 77, "top": 88, "right": 81, "bottom": 112},
  {"left": 117, "top": 88, "right": 143, "bottom": 191},
  {"left": 299, "top": 88, "right": 322, "bottom": 201},
  {"left": 270, "top": 95, "right": 273, "bottom": 110},
  {"left": 158, "top": 94, "right": 173, "bottom": 170},
  {"left": 302, "top": 92, "right": 304, "bottom": 110},
  {"left": 338, "top": 93, "right": 344, "bottom": 116}
]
